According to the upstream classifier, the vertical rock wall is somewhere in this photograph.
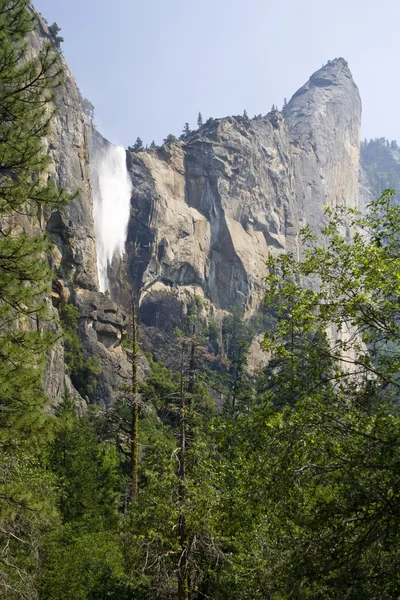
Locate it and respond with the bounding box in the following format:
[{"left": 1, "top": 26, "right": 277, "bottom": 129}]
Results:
[{"left": 107, "top": 58, "right": 361, "bottom": 360}]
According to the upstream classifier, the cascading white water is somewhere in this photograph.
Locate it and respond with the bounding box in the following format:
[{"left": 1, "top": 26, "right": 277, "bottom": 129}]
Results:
[{"left": 92, "top": 145, "right": 133, "bottom": 292}]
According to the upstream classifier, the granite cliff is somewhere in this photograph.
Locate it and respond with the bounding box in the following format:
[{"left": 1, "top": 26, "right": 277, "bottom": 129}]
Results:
[
  {"left": 30, "top": 9, "right": 393, "bottom": 403},
  {"left": 29, "top": 11, "right": 144, "bottom": 408},
  {"left": 101, "top": 58, "right": 362, "bottom": 367}
]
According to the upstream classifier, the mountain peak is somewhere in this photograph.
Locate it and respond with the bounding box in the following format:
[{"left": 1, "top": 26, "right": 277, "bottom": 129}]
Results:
[{"left": 287, "top": 58, "right": 358, "bottom": 107}]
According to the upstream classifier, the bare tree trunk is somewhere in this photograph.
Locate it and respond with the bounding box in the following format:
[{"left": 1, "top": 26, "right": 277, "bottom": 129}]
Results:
[
  {"left": 177, "top": 344, "right": 189, "bottom": 600},
  {"left": 129, "top": 294, "right": 139, "bottom": 503},
  {"left": 187, "top": 323, "right": 196, "bottom": 398}
]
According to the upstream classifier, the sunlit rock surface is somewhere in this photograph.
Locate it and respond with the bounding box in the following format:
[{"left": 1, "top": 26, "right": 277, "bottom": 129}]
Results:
[{"left": 106, "top": 59, "right": 362, "bottom": 362}]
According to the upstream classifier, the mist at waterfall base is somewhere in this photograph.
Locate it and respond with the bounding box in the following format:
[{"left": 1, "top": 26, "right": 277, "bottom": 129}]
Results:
[{"left": 92, "top": 145, "right": 133, "bottom": 292}]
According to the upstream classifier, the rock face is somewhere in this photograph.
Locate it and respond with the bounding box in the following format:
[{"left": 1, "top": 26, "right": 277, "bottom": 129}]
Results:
[
  {"left": 359, "top": 138, "right": 400, "bottom": 210},
  {"left": 106, "top": 59, "right": 361, "bottom": 359},
  {"left": 29, "top": 11, "right": 98, "bottom": 292},
  {"left": 28, "top": 11, "right": 136, "bottom": 407}
]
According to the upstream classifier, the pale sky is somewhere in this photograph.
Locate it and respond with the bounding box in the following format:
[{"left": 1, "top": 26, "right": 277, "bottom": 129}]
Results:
[{"left": 34, "top": 0, "right": 399, "bottom": 148}]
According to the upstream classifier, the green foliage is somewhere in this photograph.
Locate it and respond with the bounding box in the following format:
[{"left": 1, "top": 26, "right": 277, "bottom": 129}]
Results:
[
  {"left": 61, "top": 304, "right": 100, "bottom": 396},
  {"left": 163, "top": 133, "right": 177, "bottom": 145},
  {"left": 239, "top": 191, "right": 400, "bottom": 598},
  {"left": 243, "top": 109, "right": 249, "bottom": 119},
  {"left": 41, "top": 397, "right": 126, "bottom": 599},
  {"left": 197, "top": 111, "right": 203, "bottom": 128},
  {"left": 128, "top": 137, "right": 144, "bottom": 152},
  {"left": 0, "top": 5, "right": 72, "bottom": 595},
  {"left": 49, "top": 396, "right": 121, "bottom": 525},
  {"left": 180, "top": 122, "right": 191, "bottom": 140},
  {"left": 48, "top": 21, "right": 64, "bottom": 48},
  {"left": 41, "top": 528, "right": 128, "bottom": 600},
  {"left": 0, "top": 0, "right": 67, "bottom": 510}
]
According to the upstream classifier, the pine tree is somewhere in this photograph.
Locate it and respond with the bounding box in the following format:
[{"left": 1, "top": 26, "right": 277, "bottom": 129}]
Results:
[
  {"left": 0, "top": 0, "right": 68, "bottom": 494},
  {"left": 180, "top": 122, "right": 191, "bottom": 140},
  {"left": 0, "top": 1, "right": 70, "bottom": 595},
  {"left": 163, "top": 133, "right": 177, "bottom": 145},
  {"left": 48, "top": 21, "right": 64, "bottom": 48},
  {"left": 150, "top": 140, "right": 156, "bottom": 149},
  {"left": 128, "top": 136, "right": 144, "bottom": 152},
  {"left": 197, "top": 112, "right": 203, "bottom": 128},
  {"left": 243, "top": 109, "right": 249, "bottom": 119}
]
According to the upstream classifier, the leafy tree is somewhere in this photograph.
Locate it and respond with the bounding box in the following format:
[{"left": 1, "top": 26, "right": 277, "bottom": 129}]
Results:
[
  {"left": 242, "top": 190, "right": 400, "bottom": 598},
  {"left": 197, "top": 111, "right": 203, "bottom": 128},
  {"left": 202, "top": 191, "right": 400, "bottom": 599}
]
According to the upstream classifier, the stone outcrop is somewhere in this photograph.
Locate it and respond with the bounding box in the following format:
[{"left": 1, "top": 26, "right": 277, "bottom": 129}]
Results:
[
  {"left": 72, "top": 289, "right": 149, "bottom": 407},
  {"left": 104, "top": 58, "right": 361, "bottom": 360}
]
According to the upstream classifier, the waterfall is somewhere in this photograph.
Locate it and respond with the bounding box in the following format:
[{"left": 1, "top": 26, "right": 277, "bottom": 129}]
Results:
[{"left": 92, "top": 144, "right": 133, "bottom": 292}]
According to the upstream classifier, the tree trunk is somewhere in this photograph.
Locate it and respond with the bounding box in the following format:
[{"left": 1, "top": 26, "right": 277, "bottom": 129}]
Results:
[
  {"left": 177, "top": 344, "right": 189, "bottom": 600},
  {"left": 129, "top": 294, "right": 139, "bottom": 503},
  {"left": 187, "top": 323, "right": 196, "bottom": 397}
]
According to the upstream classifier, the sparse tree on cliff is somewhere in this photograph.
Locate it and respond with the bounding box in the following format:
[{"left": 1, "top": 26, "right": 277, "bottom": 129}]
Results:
[
  {"left": 180, "top": 122, "right": 191, "bottom": 140},
  {"left": 197, "top": 111, "right": 203, "bottom": 128},
  {"left": 163, "top": 133, "right": 177, "bottom": 145},
  {"left": 48, "top": 21, "right": 64, "bottom": 48},
  {"left": 243, "top": 109, "right": 249, "bottom": 119},
  {"left": 128, "top": 137, "right": 144, "bottom": 152}
]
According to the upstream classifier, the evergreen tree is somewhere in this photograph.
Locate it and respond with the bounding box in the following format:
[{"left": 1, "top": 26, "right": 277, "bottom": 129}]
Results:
[
  {"left": 60, "top": 304, "right": 100, "bottom": 396},
  {"left": 48, "top": 21, "right": 64, "bottom": 48},
  {"left": 197, "top": 111, "right": 203, "bottom": 128},
  {"left": 41, "top": 396, "right": 126, "bottom": 600},
  {"left": 0, "top": 1, "right": 69, "bottom": 596},
  {"left": 128, "top": 136, "right": 144, "bottom": 152},
  {"left": 180, "top": 122, "right": 191, "bottom": 140},
  {"left": 163, "top": 133, "right": 177, "bottom": 145},
  {"left": 243, "top": 109, "right": 249, "bottom": 119},
  {"left": 150, "top": 140, "right": 156, "bottom": 149}
]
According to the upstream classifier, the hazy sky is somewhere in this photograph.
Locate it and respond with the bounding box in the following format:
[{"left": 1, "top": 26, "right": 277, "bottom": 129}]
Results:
[{"left": 34, "top": 0, "right": 399, "bottom": 148}]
